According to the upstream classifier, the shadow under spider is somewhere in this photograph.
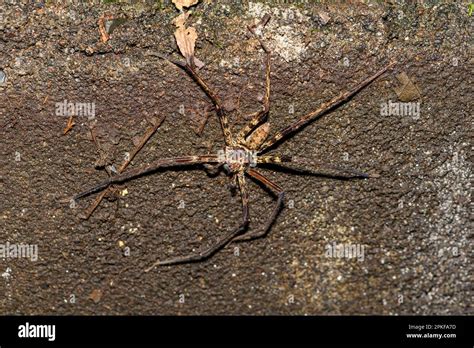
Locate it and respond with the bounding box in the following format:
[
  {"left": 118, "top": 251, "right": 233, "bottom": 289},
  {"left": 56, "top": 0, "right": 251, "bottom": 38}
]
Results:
[{"left": 71, "top": 14, "right": 396, "bottom": 271}]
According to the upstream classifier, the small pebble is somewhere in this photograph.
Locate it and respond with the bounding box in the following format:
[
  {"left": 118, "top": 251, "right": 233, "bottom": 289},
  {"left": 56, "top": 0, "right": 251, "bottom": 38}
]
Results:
[{"left": 0, "top": 70, "right": 6, "bottom": 84}]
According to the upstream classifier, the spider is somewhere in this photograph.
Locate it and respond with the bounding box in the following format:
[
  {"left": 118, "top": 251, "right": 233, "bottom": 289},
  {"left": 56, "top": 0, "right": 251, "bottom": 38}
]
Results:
[{"left": 73, "top": 15, "right": 395, "bottom": 270}]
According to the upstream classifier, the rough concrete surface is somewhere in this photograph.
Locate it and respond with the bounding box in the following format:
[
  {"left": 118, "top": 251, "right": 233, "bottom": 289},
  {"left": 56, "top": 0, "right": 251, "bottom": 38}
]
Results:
[{"left": 0, "top": 1, "right": 472, "bottom": 315}]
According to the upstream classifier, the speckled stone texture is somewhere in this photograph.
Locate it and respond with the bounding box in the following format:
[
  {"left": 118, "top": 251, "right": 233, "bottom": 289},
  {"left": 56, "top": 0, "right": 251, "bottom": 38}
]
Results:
[{"left": 0, "top": 1, "right": 471, "bottom": 315}]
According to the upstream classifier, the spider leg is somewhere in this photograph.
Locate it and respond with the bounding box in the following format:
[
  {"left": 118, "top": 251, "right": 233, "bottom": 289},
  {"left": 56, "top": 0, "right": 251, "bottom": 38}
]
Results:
[
  {"left": 185, "top": 64, "right": 234, "bottom": 145},
  {"left": 157, "top": 53, "right": 233, "bottom": 146},
  {"left": 237, "top": 18, "right": 271, "bottom": 142},
  {"left": 257, "top": 155, "right": 375, "bottom": 178},
  {"left": 146, "top": 172, "right": 249, "bottom": 269},
  {"left": 73, "top": 155, "right": 219, "bottom": 201},
  {"left": 258, "top": 61, "right": 396, "bottom": 153},
  {"left": 233, "top": 168, "right": 284, "bottom": 242}
]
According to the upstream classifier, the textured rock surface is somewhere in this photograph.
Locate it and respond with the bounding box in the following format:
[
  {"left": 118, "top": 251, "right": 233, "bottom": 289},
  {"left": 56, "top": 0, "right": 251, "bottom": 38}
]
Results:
[{"left": 0, "top": 1, "right": 471, "bottom": 315}]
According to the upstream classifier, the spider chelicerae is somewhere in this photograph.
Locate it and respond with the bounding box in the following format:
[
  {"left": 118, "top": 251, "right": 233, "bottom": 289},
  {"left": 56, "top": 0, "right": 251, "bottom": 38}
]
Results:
[{"left": 73, "top": 15, "right": 395, "bottom": 270}]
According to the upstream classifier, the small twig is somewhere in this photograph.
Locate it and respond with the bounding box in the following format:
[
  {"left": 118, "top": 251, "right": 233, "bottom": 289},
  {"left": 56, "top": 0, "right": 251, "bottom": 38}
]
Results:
[
  {"left": 145, "top": 51, "right": 187, "bottom": 69},
  {"left": 81, "top": 114, "right": 166, "bottom": 219},
  {"left": 63, "top": 116, "right": 75, "bottom": 135}
]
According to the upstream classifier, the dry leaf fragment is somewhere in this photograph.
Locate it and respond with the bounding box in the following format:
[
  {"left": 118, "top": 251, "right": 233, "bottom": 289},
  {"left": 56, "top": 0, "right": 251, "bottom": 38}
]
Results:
[
  {"left": 318, "top": 11, "right": 331, "bottom": 25},
  {"left": 98, "top": 14, "right": 113, "bottom": 43},
  {"left": 173, "top": 11, "right": 190, "bottom": 28},
  {"left": 173, "top": 12, "right": 204, "bottom": 68},
  {"left": 172, "top": 0, "right": 200, "bottom": 11},
  {"left": 393, "top": 72, "right": 421, "bottom": 102},
  {"left": 89, "top": 289, "right": 103, "bottom": 303},
  {"left": 63, "top": 116, "right": 75, "bottom": 135},
  {"left": 175, "top": 25, "right": 198, "bottom": 66}
]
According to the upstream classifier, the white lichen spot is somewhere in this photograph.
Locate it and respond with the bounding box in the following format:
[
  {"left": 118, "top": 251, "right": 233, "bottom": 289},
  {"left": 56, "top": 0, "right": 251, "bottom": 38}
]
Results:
[
  {"left": 248, "top": 2, "right": 309, "bottom": 62},
  {"left": 2, "top": 267, "right": 12, "bottom": 281}
]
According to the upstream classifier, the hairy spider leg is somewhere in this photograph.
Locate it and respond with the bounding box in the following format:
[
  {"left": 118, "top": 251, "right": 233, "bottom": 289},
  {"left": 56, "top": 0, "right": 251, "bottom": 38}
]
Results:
[
  {"left": 257, "top": 155, "right": 373, "bottom": 178},
  {"left": 73, "top": 155, "right": 219, "bottom": 201},
  {"left": 146, "top": 172, "right": 250, "bottom": 269},
  {"left": 233, "top": 168, "right": 285, "bottom": 242},
  {"left": 258, "top": 61, "right": 396, "bottom": 153},
  {"left": 182, "top": 64, "right": 234, "bottom": 146}
]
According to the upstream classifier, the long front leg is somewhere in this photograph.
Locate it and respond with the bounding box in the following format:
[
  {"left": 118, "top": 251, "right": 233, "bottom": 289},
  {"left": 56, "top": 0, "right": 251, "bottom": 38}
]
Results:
[
  {"left": 183, "top": 64, "right": 234, "bottom": 145},
  {"left": 73, "top": 155, "right": 219, "bottom": 201},
  {"left": 257, "top": 155, "right": 375, "bottom": 178},
  {"left": 153, "top": 53, "right": 233, "bottom": 145},
  {"left": 258, "top": 61, "right": 396, "bottom": 153},
  {"left": 233, "top": 168, "right": 284, "bottom": 242},
  {"left": 145, "top": 172, "right": 250, "bottom": 269}
]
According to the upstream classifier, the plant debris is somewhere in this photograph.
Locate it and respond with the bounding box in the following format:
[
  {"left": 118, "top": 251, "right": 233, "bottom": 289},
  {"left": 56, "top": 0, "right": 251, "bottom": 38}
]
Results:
[
  {"left": 394, "top": 72, "right": 422, "bottom": 101},
  {"left": 89, "top": 289, "right": 103, "bottom": 303},
  {"left": 173, "top": 12, "right": 204, "bottom": 68},
  {"left": 98, "top": 14, "right": 114, "bottom": 43},
  {"left": 172, "top": 0, "right": 200, "bottom": 11},
  {"left": 63, "top": 116, "right": 75, "bottom": 135}
]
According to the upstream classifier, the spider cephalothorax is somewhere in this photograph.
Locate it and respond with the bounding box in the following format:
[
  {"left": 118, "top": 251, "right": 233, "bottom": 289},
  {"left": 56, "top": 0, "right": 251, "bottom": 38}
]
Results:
[
  {"left": 73, "top": 15, "right": 395, "bottom": 270},
  {"left": 221, "top": 146, "right": 257, "bottom": 173}
]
